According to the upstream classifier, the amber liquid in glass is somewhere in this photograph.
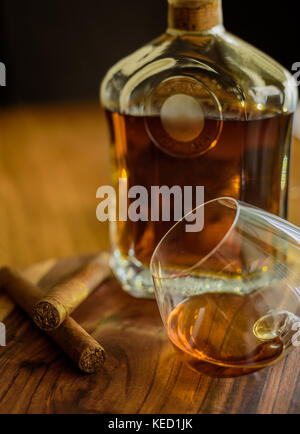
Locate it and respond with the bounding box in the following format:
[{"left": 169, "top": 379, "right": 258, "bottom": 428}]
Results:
[
  {"left": 107, "top": 111, "right": 293, "bottom": 268},
  {"left": 167, "top": 292, "right": 289, "bottom": 377}
]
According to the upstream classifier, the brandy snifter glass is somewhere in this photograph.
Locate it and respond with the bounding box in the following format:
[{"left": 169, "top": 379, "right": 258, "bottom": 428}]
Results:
[{"left": 150, "top": 198, "right": 300, "bottom": 377}]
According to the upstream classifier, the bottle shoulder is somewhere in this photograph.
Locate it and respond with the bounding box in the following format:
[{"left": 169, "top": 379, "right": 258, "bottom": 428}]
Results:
[
  {"left": 100, "top": 34, "right": 172, "bottom": 111},
  {"left": 101, "top": 29, "right": 298, "bottom": 117},
  {"left": 213, "top": 31, "right": 297, "bottom": 103}
]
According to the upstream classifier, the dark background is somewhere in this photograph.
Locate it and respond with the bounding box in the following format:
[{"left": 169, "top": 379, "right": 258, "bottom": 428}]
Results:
[{"left": 0, "top": 0, "right": 298, "bottom": 106}]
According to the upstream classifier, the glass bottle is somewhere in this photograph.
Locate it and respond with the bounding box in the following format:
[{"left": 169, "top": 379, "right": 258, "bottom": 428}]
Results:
[{"left": 100, "top": 0, "right": 298, "bottom": 298}]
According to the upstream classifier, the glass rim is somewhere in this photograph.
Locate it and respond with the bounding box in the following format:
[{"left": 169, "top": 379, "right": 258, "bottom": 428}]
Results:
[{"left": 150, "top": 196, "right": 240, "bottom": 279}]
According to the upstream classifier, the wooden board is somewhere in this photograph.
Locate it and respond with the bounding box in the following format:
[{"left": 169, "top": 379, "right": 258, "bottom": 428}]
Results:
[{"left": 0, "top": 253, "right": 299, "bottom": 414}]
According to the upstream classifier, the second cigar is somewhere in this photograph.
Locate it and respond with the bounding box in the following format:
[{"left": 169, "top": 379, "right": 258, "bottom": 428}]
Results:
[{"left": 33, "top": 253, "right": 111, "bottom": 330}]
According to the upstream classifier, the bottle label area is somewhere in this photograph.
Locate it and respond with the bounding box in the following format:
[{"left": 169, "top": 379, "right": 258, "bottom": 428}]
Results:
[{"left": 145, "top": 75, "right": 223, "bottom": 158}]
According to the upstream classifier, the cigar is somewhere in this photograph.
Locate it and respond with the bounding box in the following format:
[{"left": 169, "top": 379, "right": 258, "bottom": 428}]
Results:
[
  {"left": 0, "top": 267, "right": 105, "bottom": 373},
  {"left": 32, "top": 253, "right": 111, "bottom": 331}
]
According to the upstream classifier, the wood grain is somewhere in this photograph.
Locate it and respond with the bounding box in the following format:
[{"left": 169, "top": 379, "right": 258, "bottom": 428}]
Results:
[
  {"left": 0, "top": 104, "right": 299, "bottom": 414},
  {"left": 0, "top": 254, "right": 299, "bottom": 414}
]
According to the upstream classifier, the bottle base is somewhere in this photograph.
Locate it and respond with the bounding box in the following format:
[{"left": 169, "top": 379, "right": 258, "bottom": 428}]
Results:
[
  {"left": 111, "top": 249, "right": 286, "bottom": 300},
  {"left": 110, "top": 250, "right": 155, "bottom": 299}
]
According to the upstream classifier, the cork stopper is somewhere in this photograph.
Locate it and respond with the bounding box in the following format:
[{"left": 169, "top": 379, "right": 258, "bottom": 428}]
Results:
[{"left": 168, "top": 0, "right": 223, "bottom": 32}]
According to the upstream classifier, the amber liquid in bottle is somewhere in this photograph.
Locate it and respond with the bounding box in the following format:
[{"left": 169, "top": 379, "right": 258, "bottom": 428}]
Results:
[{"left": 107, "top": 111, "right": 293, "bottom": 268}]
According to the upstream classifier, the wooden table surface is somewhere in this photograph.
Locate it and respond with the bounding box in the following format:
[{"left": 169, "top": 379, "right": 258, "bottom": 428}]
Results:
[{"left": 0, "top": 103, "right": 299, "bottom": 414}]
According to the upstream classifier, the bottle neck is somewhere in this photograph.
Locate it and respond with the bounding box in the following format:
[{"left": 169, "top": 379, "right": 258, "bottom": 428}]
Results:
[{"left": 168, "top": 0, "right": 223, "bottom": 33}]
